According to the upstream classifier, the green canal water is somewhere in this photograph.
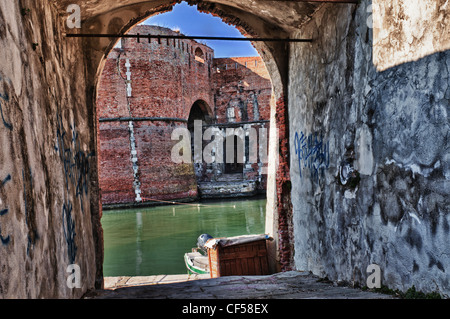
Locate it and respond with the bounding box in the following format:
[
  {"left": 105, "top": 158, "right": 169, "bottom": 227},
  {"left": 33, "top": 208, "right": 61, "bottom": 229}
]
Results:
[{"left": 102, "top": 198, "right": 266, "bottom": 276}]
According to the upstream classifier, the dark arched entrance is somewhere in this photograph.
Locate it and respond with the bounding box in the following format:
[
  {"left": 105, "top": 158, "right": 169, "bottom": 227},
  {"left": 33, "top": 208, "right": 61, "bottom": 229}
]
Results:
[
  {"left": 83, "top": 0, "right": 295, "bottom": 286},
  {"left": 187, "top": 100, "right": 213, "bottom": 180}
]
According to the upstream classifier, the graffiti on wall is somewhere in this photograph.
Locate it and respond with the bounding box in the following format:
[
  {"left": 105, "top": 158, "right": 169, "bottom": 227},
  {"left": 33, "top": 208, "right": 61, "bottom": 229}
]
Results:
[
  {"left": 0, "top": 174, "right": 11, "bottom": 245},
  {"left": 22, "top": 167, "right": 39, "bottom": 256},
  {"left": 54, "top": 112, "right": 94, "bottom": 212},
  {"left": 0, "top": 87, "right": 12, "bottom": 246},
  {"left": 54, "top": 111, "right": 94, "bottom": 263},
  {"left": 62, "top": 200, "right": 77, "bottom": 264},
  {"left": 0, "top": 91, "right": 13, "bottom": 131},
  {"left": 294, "top": 131, "right": 330, "bottom": 184},
  {"left": 1, "top": 82, "right": 41, "bottom": 254}
]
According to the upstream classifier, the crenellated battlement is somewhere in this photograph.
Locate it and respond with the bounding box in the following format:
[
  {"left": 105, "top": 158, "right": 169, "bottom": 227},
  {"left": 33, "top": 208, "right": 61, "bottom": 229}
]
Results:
[
  {"left": 117, "top": 25, "right": 214, "bottom": 66},
  {"left": 97, "top": 24, "right": 272, "bottom": 207}
]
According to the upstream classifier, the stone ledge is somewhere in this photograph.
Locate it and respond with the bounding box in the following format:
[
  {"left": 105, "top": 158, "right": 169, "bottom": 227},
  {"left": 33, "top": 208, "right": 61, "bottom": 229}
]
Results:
[
  {"left": 90, "top": 271, "right": 396, "bottom": 299},
  {"left": 104, "top": 274, "right": 211, "bottom": 289}
]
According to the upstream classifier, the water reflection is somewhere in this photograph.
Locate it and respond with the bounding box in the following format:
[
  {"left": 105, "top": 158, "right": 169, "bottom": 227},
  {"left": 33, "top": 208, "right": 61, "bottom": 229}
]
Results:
[
  {"left": 102, "top": 198, "right": 266, "bottom": 276},
  {"left": 136, "top": 212, "right": 142, "bottom": 275}
]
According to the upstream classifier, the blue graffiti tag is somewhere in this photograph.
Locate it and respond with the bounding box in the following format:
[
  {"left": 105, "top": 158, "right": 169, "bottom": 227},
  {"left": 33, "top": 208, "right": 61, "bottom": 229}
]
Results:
[
  {"left": 54, "top": 111, "right": 94, "bottom": 263},
  {"left": 0, "top": 174, "right": 12, "bottom": 245},
  {"left": 0, "top": 92, "right": 13, "bottom": 130},
  {"left": 62, "top": 200, "right": 77, "bottom": 264},
  {"left": 0, "top": 86, "right": 12, "bottom": 245},
  {"left": 54, "top": 112, "right": 94, "bottom": 213},
  {"left": 294, "top": 131, "right": 330, "bottom": 183},
  {"left": 22, "top": 168, "right": 39, "bottom": 255}
]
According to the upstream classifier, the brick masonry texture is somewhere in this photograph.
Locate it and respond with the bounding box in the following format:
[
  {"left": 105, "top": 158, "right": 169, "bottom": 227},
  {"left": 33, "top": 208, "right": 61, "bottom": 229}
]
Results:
[
  {"left": 97, "top": 25, "right": 272, "bottom": 206},
  {"left": 213, "top": 57, "right": 271, "bottom": 123},
  {"left": 275, "top": 96, "right": 294, "bottom": 272}
]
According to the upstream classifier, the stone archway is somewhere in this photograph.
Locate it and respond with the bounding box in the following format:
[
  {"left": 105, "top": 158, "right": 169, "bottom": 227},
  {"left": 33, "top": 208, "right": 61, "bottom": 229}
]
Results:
[
  {"left": 187, "top": 99, "right": 212, "bottom": 181},
  {"left": 0, "top": 1, "right": 326, "bottom": 298},
  {"left": 83, "top": 0, "right": 299, "bottom": 281},
  {"left": 194, "top": 47, "right": 205, "bottom": 63},
  {"left": 2, "top": 0, "right": 448, "bottom": 298},
  {"left": 188, "top": 99, "right": 213, "bottom": 126}
]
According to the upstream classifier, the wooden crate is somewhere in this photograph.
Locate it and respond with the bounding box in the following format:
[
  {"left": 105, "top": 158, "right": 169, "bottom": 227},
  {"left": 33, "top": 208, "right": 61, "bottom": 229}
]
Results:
[{"left": 208, "top": 239, "right": 270, "bottom": 278}]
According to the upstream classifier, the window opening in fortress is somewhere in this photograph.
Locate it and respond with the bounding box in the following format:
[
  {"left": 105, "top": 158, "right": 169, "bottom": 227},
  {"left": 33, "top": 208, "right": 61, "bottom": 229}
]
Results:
[
  {"left": 98, "top": 2, "right": 273, "bottom": 277},
  {"left": 194, "top": 47, "right": 205, "bottom": 64}
]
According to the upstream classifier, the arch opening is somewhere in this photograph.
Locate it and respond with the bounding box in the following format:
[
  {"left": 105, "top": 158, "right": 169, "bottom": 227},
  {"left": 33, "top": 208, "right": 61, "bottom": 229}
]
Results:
[
  {"left": 194, "top": 47, "right": 205, "bottom": 63},
  {"left": 93, "top": 1, "right": 286, "bottom": 279},
  {"left": 188, "top": 100, "right": 213, "bottom": 127}
]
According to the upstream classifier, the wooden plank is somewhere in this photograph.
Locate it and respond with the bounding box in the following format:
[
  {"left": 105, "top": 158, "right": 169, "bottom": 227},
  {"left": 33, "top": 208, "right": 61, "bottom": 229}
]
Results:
[
  {"left": 211, "top": 239, "right": 271, "bottom": 276},
  {"left": 248, "top": 257, "right": 255, "bottom": 275},
  {"left": 231, "top": 258, "right": 238, "bottom": 276},
  {"left": 226, "top": 260, "right": 232, "bottom": 276},
  {"left": 235, "top": 257, "right": 243, "bottom": 275},
  {"left": 216, "top": 250, "right": 267, "bottom": 261},
  {"left": 241, "top": 256, "right": 249, "bottom": 275},
  {"left": 254, "top": 256, "right": 262, "bottom": 275},
  {"left": 222, "top": 260, "right": 228, "bottom": 276},
  {"left": 260, "top": 254, "right": 269, "bottom": 275},
  {"left": 208, "top": 247, "right": 221, "bottom": 278}
]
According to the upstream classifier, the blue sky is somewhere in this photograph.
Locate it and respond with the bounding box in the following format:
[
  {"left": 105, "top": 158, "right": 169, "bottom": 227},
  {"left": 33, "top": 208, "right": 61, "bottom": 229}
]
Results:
[{"left": 142, "top": 2, "right": 258, "bottom": 58}]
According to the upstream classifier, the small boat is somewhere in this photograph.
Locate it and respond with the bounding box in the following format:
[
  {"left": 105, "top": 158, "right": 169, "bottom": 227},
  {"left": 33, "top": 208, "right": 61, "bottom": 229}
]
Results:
[
  {"left": 184, "top": 233, "right": 212, "bottom": 275},
  {"left": 184, "top": 249, "right": 210, "bottom": 275}
]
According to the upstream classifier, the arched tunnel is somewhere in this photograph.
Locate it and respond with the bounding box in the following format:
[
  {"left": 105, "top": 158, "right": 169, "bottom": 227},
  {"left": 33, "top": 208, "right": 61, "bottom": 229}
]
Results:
[{"left": 0, "top": 0, "right": 448, "bottom": 298}]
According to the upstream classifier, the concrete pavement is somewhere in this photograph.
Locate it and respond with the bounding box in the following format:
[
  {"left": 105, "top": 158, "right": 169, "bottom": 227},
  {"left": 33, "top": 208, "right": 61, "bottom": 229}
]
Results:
[{"left": 86, "top": 271, "right": 395, "bottom": 299}]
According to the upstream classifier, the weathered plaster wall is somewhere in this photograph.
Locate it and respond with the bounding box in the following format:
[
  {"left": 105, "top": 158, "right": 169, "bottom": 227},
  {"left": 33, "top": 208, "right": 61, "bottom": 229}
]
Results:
[
  {"left": 289, "top": 0, "right": 449, "bottom": 296},
  {"left": 6, "top": 0, "right": 447, "bottom": 299},
  {"left": 373, "top": 0, "right": 450, "bottom": 71},
  {"left": 0, "top": 1, "right": 100, "bottom": 298}
]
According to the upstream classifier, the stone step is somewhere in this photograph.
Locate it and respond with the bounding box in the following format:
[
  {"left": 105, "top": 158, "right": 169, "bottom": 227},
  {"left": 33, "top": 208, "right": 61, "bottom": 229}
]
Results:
[
  {"left": 198, "top": 180, "right": 257, "bottom": 198},
  {"left": 215, "top": 173, "right": 244, "bottom": 182}
]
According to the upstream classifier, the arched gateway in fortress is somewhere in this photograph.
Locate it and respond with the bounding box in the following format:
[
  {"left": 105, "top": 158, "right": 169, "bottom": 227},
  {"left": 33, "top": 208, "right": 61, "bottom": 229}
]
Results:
[
  {"left": 97, "top": 25, "right": 272, "bottom": 207},
  {"left": 0, "top": 1, "right": 448, "bottom": 298}
]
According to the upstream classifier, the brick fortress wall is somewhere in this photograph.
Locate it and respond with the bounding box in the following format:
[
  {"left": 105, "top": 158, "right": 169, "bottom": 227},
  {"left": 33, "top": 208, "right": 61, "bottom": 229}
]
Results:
[
  {"left": 210, "top": 57, "right": 271, "bottom": 189},
  {"left": 97, "top": 25, "right": 272, "bottom": 207}
]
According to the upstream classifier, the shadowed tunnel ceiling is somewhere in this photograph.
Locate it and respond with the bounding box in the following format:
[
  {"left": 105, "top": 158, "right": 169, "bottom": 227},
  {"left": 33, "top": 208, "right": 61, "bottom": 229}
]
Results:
[
  {"left": 55, "top": 0, "right": 325, "bottom": 33},
  {"left": 55, "top": 0, "right": 350, "bottom": 94}
]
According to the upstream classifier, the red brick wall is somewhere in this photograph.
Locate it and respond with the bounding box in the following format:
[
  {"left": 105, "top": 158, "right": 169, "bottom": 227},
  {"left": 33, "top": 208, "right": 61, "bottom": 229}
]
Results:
[
  {"left": 97, "top": 25, "right": 272, "bottom": 206},
  {"left": 96, "top": 50, "right": 129, "bottom": 118},
  {"left": 211, "top": 57, "right": 271, "bottom": 191},
  {"left": 120, "top": 26, "right": 215, "bottom": 118},
  {"left": 212, "top": 57, "right": 271, "bottom": 123},
  {"left": 97, "top": 25, "right": 215, "bottom": 206},
  {"left": 133, "top": 121, "right": 198, "bottom": 201},
  {"left": 275, "top": 96, "right": 294, "bottom": 271},
  {"left": 98, "top": 121, "right": 136, "bottom": 204}
]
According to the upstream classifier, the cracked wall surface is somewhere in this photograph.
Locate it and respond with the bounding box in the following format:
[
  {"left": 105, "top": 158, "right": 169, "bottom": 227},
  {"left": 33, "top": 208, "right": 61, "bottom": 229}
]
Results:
[
  {"left": 289, "top": 0, "right": 449, "bottom": 296},
  {"left": 0, "top": 0, "right": 448, "bottom": 298},
  {"left": 373, "top": 0, "right": 450, "bottom": 71},
  {"left": 0, "top": 1, "right": 100, "bottom": 298}
]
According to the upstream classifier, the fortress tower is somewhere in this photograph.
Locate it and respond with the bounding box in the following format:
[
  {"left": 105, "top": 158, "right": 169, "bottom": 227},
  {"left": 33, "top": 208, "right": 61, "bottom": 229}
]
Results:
[{"left": 97, "top": 25, "right": 272, "bottom": 207}]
